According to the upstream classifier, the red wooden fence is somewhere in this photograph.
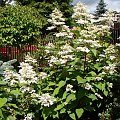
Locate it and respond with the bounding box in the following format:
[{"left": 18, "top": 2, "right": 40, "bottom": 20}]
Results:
[
  {"left": 0, "top": 45, "right": 37, "bottom": 62},
  {"left": 0, "top": 36, "right": 55, "bottom": 62},
  {"left": 110, "top": 22, "right": 120, "bottom": 44}
]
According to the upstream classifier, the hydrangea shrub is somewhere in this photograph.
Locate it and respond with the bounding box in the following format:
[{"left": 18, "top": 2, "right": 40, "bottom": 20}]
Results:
[{"left": 0, "top": 2, "right": 120, "bottom": 120}]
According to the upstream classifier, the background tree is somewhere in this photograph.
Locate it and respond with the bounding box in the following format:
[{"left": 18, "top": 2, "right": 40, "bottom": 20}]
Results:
[
  {"left": 0, "top": 5, "right": 43, "bottom": 46},
  {"left": 95, "top": 0, "right": 107, "bottom": 17},
  {"left": 15, "top": 0, "right": 73, "bottom": 34}
]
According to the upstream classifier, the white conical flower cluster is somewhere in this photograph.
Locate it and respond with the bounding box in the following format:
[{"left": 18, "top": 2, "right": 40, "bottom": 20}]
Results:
[
  {"left": 72, "top": 2, "right": 91, "bottom": 25},
  {"left": 47, "top": 8, "right": 73, "bottom": 38},
  {"left": 47, "top": 8, "right": 65, "bottom": 30}
]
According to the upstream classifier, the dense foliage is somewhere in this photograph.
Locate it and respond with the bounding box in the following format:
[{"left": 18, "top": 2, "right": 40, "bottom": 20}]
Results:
[
  {"left": 0, "top": 2, "right": 120, "bottom": 120},
  {"left": 0, "top": 5, "right": 43, "bottom": 46},
  {"left": 0, "top": 0, "right": 73, "bottom": 36},
  {"left": 16, "top": 0, "right": 74, "bottom": 31}
]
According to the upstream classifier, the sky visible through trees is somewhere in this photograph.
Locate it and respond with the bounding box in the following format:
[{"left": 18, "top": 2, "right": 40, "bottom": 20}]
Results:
[
  {"left": 72, "top": 0, "right": 120, "bottom": 13},
  {"left": 0, "top": 0, "right": 120, "bottom": 13}
]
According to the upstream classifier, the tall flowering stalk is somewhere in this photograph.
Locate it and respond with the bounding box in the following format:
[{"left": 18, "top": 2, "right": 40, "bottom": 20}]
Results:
[
  {"left": 47, "top": 8, "right": 73, "bottom": 38},
  {"left": 72, "top": 2, "right": 91, "bottom": 26}
]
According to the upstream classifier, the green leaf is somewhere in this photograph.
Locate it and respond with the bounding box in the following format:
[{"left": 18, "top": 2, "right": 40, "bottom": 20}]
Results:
[
  {"left": 0, "top": 109, "right": 3, "bottom": 118},
  {"left": 88, "top": 94, "right": 97, "bottom": 101},
  {"left": 50, "top": 71, "right": 55, "bottom": 75},
  {"left": 60, "top": 108, "right": 66, "bottom": 113},
  {"left": 53, "top": 87, "right": 60, "bottom": 96},
  {"left": 86, "top": 77, "right": 94, "bottom": 82},
  {"left": 7, "top": 115, "right": 16, "bottom": 120},
  {"left": 70, "top": 58, "right": 79, "bottom": 66},
  {"left": 10, "top": 89, "right": 21, "bottom": 95},
  {"left": 62, "top": 91, "right": 68, "bottom": 99},
  {"left": 66, "top": 77, "right": 70, "bottom": 81},
  {"left": 95, "top": 83, "right": 108, "bottom": 96},
  {"left": 77, "top": 76, "right": 86, "bottom": 84},
  {"left": 95, "top": 83, "right": 102, "bottom": 90},
  {"left": 54, "top": 103, "right": 64, "bottom": 111},
  {"left": 67, "top": 68, "right": 74, "bottom": 72},
  {"left": 91, "top": 49, "right": 97, "bottom": 56},
  {"left": 48, "top": 82, "right": 56, "bottom": 86},
  {"left": 66, "top": 94, "right": 76, "bottom": 103},
  {"left": 58, "top": 81, "right": 66, "bottom": 88},
  {"left": 76, "top": 108, "right": 84, "bottom": 118},
  {"left": 0, "top": 81, "right": 6, "bottom": 85},
  {"left": 42, "top": 108, "right": 50, "bottom": 120},
  {"left": 8, "top": 103, "right": 18, "bottom": 108},
  {"left": 94, "top": 63, "right": 102, "bottom": 72},
  {"left": 69, "top": 113, "right": 76, "bottom": 120},
  {"left": 88, "top": 71, "right": 96, "bottom": 76},
  {"left": 53, "top": 111, "right": 59, "bottom": 119},
  {"left": 103, "top": 90, "right": 108, "bottom": 96},
  {"left": 104, "top": 43, "right": 109, "bottom": 47},
  {"left": 101, "top": 83, "right": 106, "bottom": 91},
  {"left": 53, "top": 81, "right": 66, "bottom": 96},
  {"left": 0, "top": 98, "right": 7, "bottom": 108}
]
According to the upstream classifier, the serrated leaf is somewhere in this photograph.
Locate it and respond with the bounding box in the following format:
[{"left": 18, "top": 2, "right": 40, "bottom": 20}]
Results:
[
  {"left": 67, "top": 68, "right": 74, "bottom": 72},
  {"left": 101, "top": 83, "right": 106, "bottom": 91},
  {"left": 95, "top": 83, "right": 102, "bottom": 90},
  {"left": 50, "top": 71, "right": 55, "bottom": 75},
  {"left": 76, "top": 108, "right": 84, "bottom": 118},
  {"left": 0, "top": 98, "right": 7, "bottom": 108}
]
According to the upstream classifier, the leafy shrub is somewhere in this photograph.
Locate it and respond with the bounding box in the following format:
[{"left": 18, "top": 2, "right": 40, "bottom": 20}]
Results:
[
  {"left": 0, "top": 5, "right": 43, "bottom": 46},
  {"left": 0, "top": 2, "right": 120, "bottom": 120}
]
